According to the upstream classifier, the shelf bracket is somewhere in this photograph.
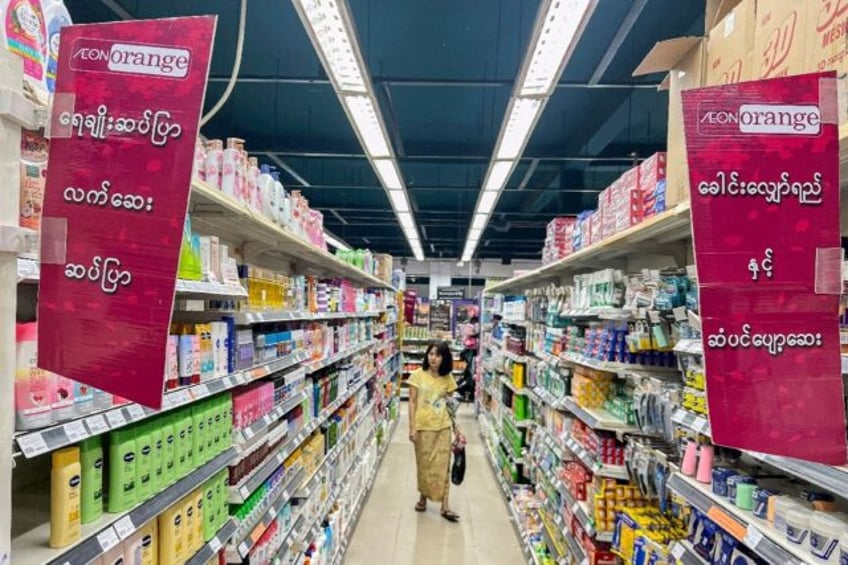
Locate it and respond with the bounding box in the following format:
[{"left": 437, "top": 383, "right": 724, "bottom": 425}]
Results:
[{"left": 241, "top": 241, "right": 276, "bottom": 262}]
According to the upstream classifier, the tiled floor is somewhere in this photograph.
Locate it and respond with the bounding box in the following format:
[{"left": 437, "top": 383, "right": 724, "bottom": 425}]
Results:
[{"left": 343, "top": 403, "right": 526, "bottom": 564}]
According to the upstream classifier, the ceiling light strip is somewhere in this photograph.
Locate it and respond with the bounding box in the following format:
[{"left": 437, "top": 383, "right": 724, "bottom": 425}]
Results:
[
  {"left": 292, "top": 0, "right": 424, "bottom": 260},
  {"left": 461, "top": 0, "right": 597, "bottom": 262}
]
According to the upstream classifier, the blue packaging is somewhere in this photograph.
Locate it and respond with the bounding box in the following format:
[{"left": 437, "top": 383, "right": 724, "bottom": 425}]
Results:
[
  {"left": 753, "top": 487, "right": 777, "bottom": 519},
  {"left": 727, "top": 475, "right": 755, "bottom": 504},
  {"left": 711, "top": 467, "right": 735, "bottom": 497}
]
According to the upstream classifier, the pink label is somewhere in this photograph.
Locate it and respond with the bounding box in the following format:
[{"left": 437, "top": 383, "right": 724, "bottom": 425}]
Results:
[
  {"left": 4, "top": 0, "right": 47, "bottom": 85},
  {"left": 37, "top": 17, "right": 216, "bottom": 409},
  {"left": 683, "top": 72, "right": 847, "bottom": 464}
]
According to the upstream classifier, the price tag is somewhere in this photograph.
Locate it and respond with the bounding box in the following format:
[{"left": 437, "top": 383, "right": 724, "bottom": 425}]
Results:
[
  {"left": 673, "top": 306, "right": 688, "bottom": 322},
  {"left": 648, "top": 310, "right": 662, "bottom": 324},
  {"left": 114, "top": 515, "right": 136, "bottom": 540},
  {"left": 223, "top": 377, "right": 235, "bottom": 388},
  {"left": 86, "top": 415, "right": 109, "bottom": 436},
  {"left": 671, "top": 542, "right": 686, "bottom": 559},
  {"left": 240, "top": 485, "right": 251, "bottom": 500},
  {"left": 127, "top": 404, "right": 146, "bottom": 421},
  {"left": 106, "top": 410, "right": 127, "bottom": 428},
  {"left": 263, "top": 414, "right": 273, "bottom": 427},
  {"left": 17, "top": 433, "right": 49, "bottom": 457},
  {"left": 695, "top": 418, "right": 710, "bottom": 434},
  {"left": 97, "top": 527, "right": 120, "bottom": 551},
  {"left": 269, "top": 506, "right": 278, "bottom": 520},
  {"left": 238, "top": 541, "right": 250, "bottom": 557},
  {"left": 744, "top": 525, "right": 764, "bottom": 548},
  {"left": 64, "top": 421, "right": 88, "bottom": 442},
  {"left": 195, "top": 384, "right": 210, "bottom": 398},
  {"left": 243, "top": 426, "right": 255, "bottom": 440},
  {"left": 209, "top": 536, "right": 222, "bottom": 553},
  {"left": 161, "top": 395, "right": 173, "bottom": 409},
  {"left": 179, "top": 390, "right": 192, "bottom": 405}
]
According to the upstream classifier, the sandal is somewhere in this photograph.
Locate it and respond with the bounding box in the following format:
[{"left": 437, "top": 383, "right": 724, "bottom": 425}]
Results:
[
  {"left": 441, "top": 510, "right": 460, "bottom": 522},
  {"left": 415, "top": 500, "right": 426, "bottom": 512}
]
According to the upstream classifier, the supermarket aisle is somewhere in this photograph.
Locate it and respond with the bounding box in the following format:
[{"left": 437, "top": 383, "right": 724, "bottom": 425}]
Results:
[{"left": 343, "top": 403, "right": 525, "bottom": 564}]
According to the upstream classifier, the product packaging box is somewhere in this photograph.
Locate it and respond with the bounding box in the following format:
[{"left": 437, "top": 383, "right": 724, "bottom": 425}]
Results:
[
  {"left": 807, "top": 0, "right": 848, "bottom": 75},
  {"left": 706, "top": 0, "right": 756, "bottom": 85},
  {"left": 610, "top": 167, "right": 642, "bottom": 233},
  {"left": 589, "top": 210, "right": 603, "bottom": 247},
  {"left": 753, "top": 0, "right": 810, "bottom": 79},
  {"left": 633, "top": 37, "right": 706, "bottom": 208},
  {"left": 640, "top": 152, "right": 667, "bottom": 217}
]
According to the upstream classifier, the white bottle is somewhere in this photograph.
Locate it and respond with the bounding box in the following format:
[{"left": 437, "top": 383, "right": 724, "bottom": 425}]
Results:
[
  {"left": 276, "top": 179, "right": 288, "bottom": 228},
  {"left": 221, "top": 138, "right": 241, "bottom": 199},
  {"left": 258, "top": 165, "right": 275, "bottom": 220},
  {"left": 247, "top": 157, "right": 261, "bottom": 211},
  {"left": 205, "top": 140, "right": 223, "bottom": 190},
  {"left": 270, "top": 172, "right": 283, "bottom": 224}
]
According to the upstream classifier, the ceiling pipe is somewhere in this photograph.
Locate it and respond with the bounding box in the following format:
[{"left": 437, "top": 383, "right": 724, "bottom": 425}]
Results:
[{"left": 201, "top": 0, "right": 247, "bottom": 127}]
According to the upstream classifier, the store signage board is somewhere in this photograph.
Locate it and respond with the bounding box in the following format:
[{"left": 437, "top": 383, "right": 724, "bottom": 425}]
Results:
[
  {"left": 682, "top": 71, "right": 847, "bottom": 464},
  {"left": 37, "top": 17, "right": 217, "bottom": 409},
  {"left": 437, "top": 287, "right": 466, "bottom": 300}
]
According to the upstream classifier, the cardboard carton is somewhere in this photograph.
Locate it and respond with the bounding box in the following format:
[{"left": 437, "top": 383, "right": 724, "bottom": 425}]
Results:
[
  {"left": 633, "top": 38, "right": 706, "bottom": 208},
  {"left": 753, "top": 0, "right": 811, "bottom": 79},
  {"left": 806, "top": 0, "right": 848, "bottom": 75},
  {"left": 706, "top": 0, "right": 757, "bottom": 85}
]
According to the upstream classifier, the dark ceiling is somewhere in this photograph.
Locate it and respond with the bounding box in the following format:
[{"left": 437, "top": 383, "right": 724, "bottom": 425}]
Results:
[{"left": 65, "top": 0, "right": 705, "bottom": 261}]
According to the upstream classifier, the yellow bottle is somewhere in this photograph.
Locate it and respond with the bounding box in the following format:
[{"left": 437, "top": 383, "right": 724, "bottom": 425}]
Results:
[
  {"left": 136, "top": 519, "right": 158, "bottom": 565},
  {"left": 49, "top": 446, "right": 81, "bottom": 548},
  {"left": 158, "top": 504, "right": 183, "bottom": 565},
  {"left": 192, "top": 488, "right": 204, "bottom": 547},
  {"left": 182, "top": 494, "right": 197, "bottom": 558}
]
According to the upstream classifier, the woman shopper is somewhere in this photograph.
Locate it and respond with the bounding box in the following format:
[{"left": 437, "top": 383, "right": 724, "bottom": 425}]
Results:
[{"left": 408, "top": 340, "right": 461, "bottom": 522}]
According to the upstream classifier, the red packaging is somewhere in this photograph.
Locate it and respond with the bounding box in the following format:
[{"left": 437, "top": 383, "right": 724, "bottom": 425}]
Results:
[
  {"left": 639, "top": 152, "right": 667, "bottom": 217},
  {"left": 589, "top": 210, "right": 602, "bottom": 246}
]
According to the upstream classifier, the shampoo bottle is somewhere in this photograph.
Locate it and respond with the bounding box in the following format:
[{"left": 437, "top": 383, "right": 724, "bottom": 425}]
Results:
[
  {"left": 183, "top": 495, "right": 197, "bottom": 558},
  {"left": 162, "top": 416, "right": 176, "bottom": 486},
  {"left": 136, "top": 423, "right": 153, "bottom": 501},
  {"left": 79, "top": 436, "right": 103, "bottom": 524},
  {"left": 191, "top": 404, "right": 206, "bottom": 467},
  {"left": 49, "top": 447, "right": 81, "bottom": 548},
  {"left": 137, "top": 519, "right": 158, "bottom": 565},
  {"left": 150, "top": 421, "right": 164, "bottom": 492},
  {"left": 108, "top": 428, "right": 137, "bottom": 513},
  {"left": 158, "top": 504, "right": 184, "bottom": 565}
]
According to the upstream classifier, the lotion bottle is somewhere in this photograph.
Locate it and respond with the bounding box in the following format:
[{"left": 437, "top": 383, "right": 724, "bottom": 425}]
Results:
[
  {"left": 79, "top": 436, "right": 103, "bottom": 524},
  {"left": 49, "top": 446, "right": 81, "bottom": 548},
  {"left": 108, "top": 428, "right": 137, "bottom": 513}
]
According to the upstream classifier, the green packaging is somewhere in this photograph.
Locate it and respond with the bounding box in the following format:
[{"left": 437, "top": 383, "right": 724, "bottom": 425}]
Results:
[
  {"left": 205, "top": 401, "right": 215, "bottom": 457},
  {"left": 192, "top": 404, "right": 206, "bottom": 466},
  {"left": 202, "top": 477, "right": 216, "bottom": 542},
  {"left": 79, "top": 436, "right": 103, "bottom": 523},
  {"left": 150, "top": 420, "right": 164, "bottom": 491},
  {"left": 183, "top": 409, "right": 195, "bottom": 472},
  {"left": 107, "top": 428, "right": 137, "bottom": 513},
  {"left": 136, "top": 423, "right": 153, "bottom": 501},
  {"left": 174, "top": 411, "right": 190, "bottom": 476},
  {"left": 162, "top": 416, "right": 176, "bottom": 486}
]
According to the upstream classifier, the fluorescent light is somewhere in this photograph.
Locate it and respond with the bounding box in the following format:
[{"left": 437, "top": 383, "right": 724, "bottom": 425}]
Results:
[
  {"left": 373, "top": 159, "right": 403, "bottom": 189},
  {"left": 520, "top": 0, "right": 595, "bottom": 96},
  {"left": 295, "top": 0, "right": 367, "bottom": 93},
  {"left": 343, "top": 95, "right": 391, "bottom": 157},
  {"left": 469, "top": 227, "right": 482, "bottom": 240},
  {"left": 495, "top": 99, "right": 542, "bottom": 160},
  {"left": 483, "top": 160, "right": 515, "bottom": 192},
  {"left": 398, "top": 212, "right": 415, "bottom": 230},
  {"left": 478, "top": 191, "right": 499, "bottom": 215},
  {"left": 471, "top": 213, "right": 487, "bottom": 230},
  {"left": 325, "top": 232, "right": 351, "bottom": 250},
  {"left": 387, "top": 189, "right": 410, "bottom": 212}
]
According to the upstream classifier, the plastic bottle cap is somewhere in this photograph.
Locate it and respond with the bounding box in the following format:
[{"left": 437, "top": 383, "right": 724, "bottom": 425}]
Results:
[{"left": 53, "top": 446, "right": 80, "bottom": 467}]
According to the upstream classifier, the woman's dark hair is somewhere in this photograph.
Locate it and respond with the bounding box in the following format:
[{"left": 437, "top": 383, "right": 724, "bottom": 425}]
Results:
[{"left": 422, "top": 340, "right": 453, "bottom": 376}]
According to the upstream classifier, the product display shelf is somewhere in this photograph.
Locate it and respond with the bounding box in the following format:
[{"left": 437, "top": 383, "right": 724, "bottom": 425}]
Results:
[
  {"left": 560, "top": 351, "right": 677, "bottom": 376},
  {"left": 184, "top": 518, "right": 238, "bottom": 565},
  {"left": 508, "top": 499, "right": 542, "bottom": 565},
  {"left": 378, "top": 366, "right": 400, "bottom": 388},
  {"left": 536, "top": 455, "right": 602, "bottom": 541},
  {"left": 667, "top": 473, "right": 807, "bottom": 565},
  {"left": 297, "top": 435, "right": 373, "bottom": 547},
  {"left": 538, "top": 426, "right": 629, "bottom": 481},
  {"left": 559, "top": 307, "right": 633, "bottom": 321},
  {"left": 303, "top": 340, "right": 377, "bottom": 374},
  {"left": 499, "top": 375, "right": 533, "bottom": 397},
  {"left": 669, "top": 540, "right": 710, "bottom": 565},
  {"left": 329, "top": 416, "right": 397, "bottom": 565},
  {"left": 233, "top": 391, "right": 307, "bottom": 450},
  {"left": 673, "top": 338, "right": 703, "bottom": 356},
  {"left": 538, "top": 509, "right": 566, "bottom": 563},
  {"left": 11, "top": 447, "right": 237, "bottom": 565},
  {"left": 228, "top": 373, "right": 375, "bottom": 504},
  {"left": 295, "top": 399, "right": 376, "bottom": 498},
  {"left": 377, "top": 350, "right": 400, "bottom": 371},
  {"left": 269, "top": 513, "right": 307, "bottom": 562},
  {"left": 188, "top": 179, "right": 392, "bottom": 289},
  {"left": 743, "top": 452, "right": 848, "bottom": 510},
  {"left": 503, "top": 349, "right": 532, "bottom": 364},
  {"left": 230, "top": 309, "right": 385, "bottom": 325},
  {"left": 671, "top": 408, "right": 711, "bottom": 437},
  {"left": 531, "top": 387, "right": 567, "bottom": 411},
  {"left": 13, "top": 357, "right": 309, "bottom": 460},
  {"left": 480, "top": 416, "right": 512, "bottom": 495},
  {"left": 228, "top": 466, "right": 307, "bottom": 561},
  {"left": 562, "top": 397, "right": 644, "bottom": 434},
  {"left": 563, "top": 523, "right": 588, "bottom": 564},
  {"left": 484, "top": 203, "right": 692, "bottom": 294}
]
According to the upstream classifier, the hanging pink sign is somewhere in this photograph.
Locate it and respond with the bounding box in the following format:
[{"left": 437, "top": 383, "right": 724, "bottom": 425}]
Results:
[
  {"left": 37, "top": 16, "right": 216, "bottom": 409},
  {"left": 683, "top": 72, "right": 846, "bottom": 464}
]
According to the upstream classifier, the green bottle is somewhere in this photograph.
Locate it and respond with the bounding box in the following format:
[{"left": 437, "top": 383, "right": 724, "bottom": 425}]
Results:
[
  {"left": 203, "top": 477, "right": 216, "bottom": 542},
  {"left": 183, "top": 409, "right": 195, "bottom": 472},
  {"left": 149, "top": 420, "right": 164, "bottom": 492},
  {"left": 204, "top": 401, "right": 216, "bottom": 458},
  {"left": 107, "top": 428, "right": 137, "bottom": 513},
  {"left": 161, "top": 415, "right": 176, "bottom": 487},
  {"left": 192, "top": 404, "right": 206, "bottom": 467},
  {"left": 136, "top": 423, "right": 153, "bottom": 501},
  {"left": 80, "top": 436, "right": 103, "bottom": 523}
]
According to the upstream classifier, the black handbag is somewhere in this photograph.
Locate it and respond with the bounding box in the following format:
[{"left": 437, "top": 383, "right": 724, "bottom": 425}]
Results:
[{"left": 451, "top": 445, "right": 466, "bottom": 485}]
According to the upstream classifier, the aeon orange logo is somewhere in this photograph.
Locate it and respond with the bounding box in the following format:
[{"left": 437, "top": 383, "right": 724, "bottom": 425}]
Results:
[{"left": 760, "top": 10, "right": 797, "bottom": 78}]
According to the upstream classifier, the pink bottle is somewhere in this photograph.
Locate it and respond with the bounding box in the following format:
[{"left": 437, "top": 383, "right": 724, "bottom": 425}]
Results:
[
  {"left": 681, "top": 440, "right": 698, "bottom": 477},
  {"left": 205, "top": 140, "right": 224, "bottom": 189},
  {"left": 14, "top": 322, "right": 55, "bottom": 430}
]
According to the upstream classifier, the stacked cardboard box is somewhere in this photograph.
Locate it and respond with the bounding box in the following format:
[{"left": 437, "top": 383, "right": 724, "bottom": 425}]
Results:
[
  {"left": 542, "top": 216, "right": 576, "bottom": 265},
  {"left": 640, "top": 152, "right": 667, "bottom": 218}
]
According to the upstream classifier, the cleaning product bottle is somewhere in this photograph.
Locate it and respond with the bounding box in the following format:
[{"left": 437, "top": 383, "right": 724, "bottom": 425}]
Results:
[
  {"left": 108, "top": 428, "right": 137, "bottom": 513},
  {"left": 49, "top": 446, "right": 81, "bottom": 548},
  {"left": 79, "top": 436, "right": 103, "bottom": 524}
]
